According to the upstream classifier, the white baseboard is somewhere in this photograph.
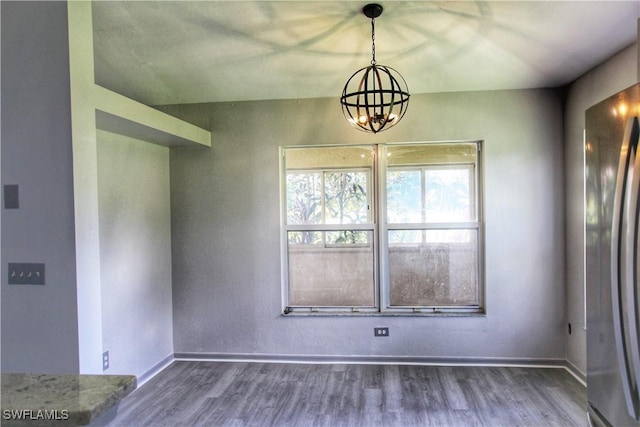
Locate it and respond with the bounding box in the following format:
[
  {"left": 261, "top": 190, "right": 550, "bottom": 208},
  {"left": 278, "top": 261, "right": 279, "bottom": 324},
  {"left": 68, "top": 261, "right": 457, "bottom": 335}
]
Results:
[
  {"left": 564, "top": 358, "right": 587, "bottom": 386},
  {"left": 174, "top": 351, "right": 570, "bottom": 369},
  {"left": 136, "top": 353, "right": 175, "bottom": 387},
  {"left": 132, "top": 352, "right": 585, "bottom": 389}
]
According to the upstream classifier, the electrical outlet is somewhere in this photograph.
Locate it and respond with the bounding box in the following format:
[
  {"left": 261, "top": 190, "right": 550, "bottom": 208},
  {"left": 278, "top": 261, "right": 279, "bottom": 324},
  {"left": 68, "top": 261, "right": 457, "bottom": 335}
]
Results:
[
  {"left": 374, "top": 327, "right": 389, "bottom": 337},
  {"left": 8, "top": 263, "right": 45, "bottom": 285},
  {"left": 103, "top": 351, "right": 109, "bottom": 371}
]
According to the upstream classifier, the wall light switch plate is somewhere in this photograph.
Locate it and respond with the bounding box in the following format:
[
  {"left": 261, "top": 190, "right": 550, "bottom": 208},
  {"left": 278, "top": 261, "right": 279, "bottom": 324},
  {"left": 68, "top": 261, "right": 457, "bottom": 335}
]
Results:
[
  {"left": 8, "top": 263, "right": 45, "bottom": 285},
  {"left": 4, "top": 185, "right": 19, "bottom": 209}
]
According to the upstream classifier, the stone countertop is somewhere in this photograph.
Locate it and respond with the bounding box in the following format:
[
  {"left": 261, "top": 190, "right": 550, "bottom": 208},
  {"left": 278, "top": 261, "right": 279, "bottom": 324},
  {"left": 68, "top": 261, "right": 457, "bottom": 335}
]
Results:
[{"left": 1, "top": 373, "right": 136, "bottom": 426}]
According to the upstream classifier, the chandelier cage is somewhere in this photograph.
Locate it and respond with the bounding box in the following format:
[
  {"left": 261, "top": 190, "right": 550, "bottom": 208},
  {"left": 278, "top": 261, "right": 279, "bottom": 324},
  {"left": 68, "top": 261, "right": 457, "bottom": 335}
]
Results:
[{"left": 340, "top": 3, "right": 410, "bottom": 134}]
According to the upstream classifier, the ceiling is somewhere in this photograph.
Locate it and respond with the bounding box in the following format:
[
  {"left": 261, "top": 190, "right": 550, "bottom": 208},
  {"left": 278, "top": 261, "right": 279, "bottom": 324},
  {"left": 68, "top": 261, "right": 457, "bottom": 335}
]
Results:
[{"left": 92, "top": 1, "right": 640, "bottom": 106}]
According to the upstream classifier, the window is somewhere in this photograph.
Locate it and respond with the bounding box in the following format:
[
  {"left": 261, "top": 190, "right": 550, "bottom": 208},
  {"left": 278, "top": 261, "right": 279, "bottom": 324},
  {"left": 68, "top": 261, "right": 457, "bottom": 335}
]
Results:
[{"left": 281, "top": 142, "right": 483, "bottom": 314}]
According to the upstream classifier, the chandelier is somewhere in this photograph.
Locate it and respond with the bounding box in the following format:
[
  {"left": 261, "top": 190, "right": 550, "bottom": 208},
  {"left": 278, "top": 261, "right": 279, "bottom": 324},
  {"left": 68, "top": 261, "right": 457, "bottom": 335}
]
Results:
[{"left": 340, "top": 3, "right": 410, "bottom": 134}]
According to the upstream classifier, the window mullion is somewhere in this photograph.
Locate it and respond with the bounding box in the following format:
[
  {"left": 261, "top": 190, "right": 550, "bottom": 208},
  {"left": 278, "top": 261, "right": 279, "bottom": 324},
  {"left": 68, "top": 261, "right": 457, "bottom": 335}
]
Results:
[
  {"left": 321, "top": 171, "right": 327, "bottom": 245},
  {"left": 421, "top": 167, "right": 427, "bottom": 243},
  {"left": 286, "top": 224, "right": 375, "bottom": 232},
  {"left": 386, "top": 222, "right": 480, "bottom": 230},
  {"left": 378, "top": 144, "right": 389, "bottom": 311}
]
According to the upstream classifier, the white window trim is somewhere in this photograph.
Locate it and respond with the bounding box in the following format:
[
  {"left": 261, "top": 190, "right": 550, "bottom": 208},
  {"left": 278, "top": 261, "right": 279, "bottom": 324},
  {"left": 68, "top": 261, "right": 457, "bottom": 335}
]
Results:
[{"left": 280, "top": 141, "right": 485, "bottom": 315}]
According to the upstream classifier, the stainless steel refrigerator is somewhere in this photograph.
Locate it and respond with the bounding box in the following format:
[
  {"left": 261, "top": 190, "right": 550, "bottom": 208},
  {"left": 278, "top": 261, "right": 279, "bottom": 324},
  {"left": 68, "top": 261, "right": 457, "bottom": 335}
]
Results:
[{"left": 586, "top": 82, "right": 640, "bottom": 427}]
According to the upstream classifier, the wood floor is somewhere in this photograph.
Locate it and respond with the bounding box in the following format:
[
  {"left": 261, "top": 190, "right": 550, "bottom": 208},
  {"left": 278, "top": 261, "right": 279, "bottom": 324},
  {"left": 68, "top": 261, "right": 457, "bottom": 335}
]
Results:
[{"left": 107, "top": 361, "right": 587, "bottom": 427}]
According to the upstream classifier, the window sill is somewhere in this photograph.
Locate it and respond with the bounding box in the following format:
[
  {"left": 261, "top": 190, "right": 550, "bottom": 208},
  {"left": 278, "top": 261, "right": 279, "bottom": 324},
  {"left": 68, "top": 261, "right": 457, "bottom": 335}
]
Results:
[{"left": 281, "top": 311, "right": 486, "bottom": 318}]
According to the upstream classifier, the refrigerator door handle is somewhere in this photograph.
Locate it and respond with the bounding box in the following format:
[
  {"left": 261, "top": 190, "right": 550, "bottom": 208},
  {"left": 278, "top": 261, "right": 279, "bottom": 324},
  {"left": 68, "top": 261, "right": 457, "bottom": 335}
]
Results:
[
  {"left": 611, "top": 116, "right": 640, "bottom": 420},
  {"left": 628, "top": 118, "right": 640, "bottom": 411}
]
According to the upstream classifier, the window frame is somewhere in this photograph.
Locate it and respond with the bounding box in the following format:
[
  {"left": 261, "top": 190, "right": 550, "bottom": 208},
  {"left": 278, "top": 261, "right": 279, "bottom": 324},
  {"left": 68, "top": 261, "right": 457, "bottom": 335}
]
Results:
[{"left": 280, "top": 141, "right": 484, "bottom": 315}]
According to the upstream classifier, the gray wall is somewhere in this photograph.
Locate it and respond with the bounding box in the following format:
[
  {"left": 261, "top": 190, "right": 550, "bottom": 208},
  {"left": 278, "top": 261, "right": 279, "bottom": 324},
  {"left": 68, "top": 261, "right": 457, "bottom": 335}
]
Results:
[
  {"left": 0, "top": 1, "right": 80, "bottom": 373},
  {"left": 161, "top": 88, "right": 567, "bottom": 361},
  {"left": 2, "top": 0, "right": 629, "bottom": 374},
  {"left": 97, "top": 130, "right": 174, "bottom": 378},
  {"left": 0, "top": 1, "right": 175, "bottom": 377},
  {"left": 564, "top": 42, "right": 638, "bottom": 375}
]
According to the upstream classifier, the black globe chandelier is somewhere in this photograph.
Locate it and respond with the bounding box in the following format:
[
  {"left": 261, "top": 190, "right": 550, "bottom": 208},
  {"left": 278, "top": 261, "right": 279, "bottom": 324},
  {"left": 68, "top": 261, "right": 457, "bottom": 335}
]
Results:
[{"left": 340, "top": 3, "right": 410, "bottom": 134}]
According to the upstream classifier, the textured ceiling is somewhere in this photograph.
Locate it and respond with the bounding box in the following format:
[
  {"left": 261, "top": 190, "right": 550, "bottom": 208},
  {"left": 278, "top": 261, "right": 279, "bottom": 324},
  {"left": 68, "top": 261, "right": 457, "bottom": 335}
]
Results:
[{"left": 92, "top": 1, "right": 640, "bottom": 105}]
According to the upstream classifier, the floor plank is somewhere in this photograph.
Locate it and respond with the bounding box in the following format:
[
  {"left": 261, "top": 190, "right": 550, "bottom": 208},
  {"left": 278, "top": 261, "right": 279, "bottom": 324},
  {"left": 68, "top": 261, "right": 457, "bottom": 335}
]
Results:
[{"left": 108, "top": 361, "right": 587, "bottom": 427}]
